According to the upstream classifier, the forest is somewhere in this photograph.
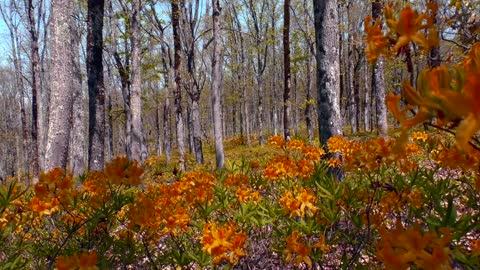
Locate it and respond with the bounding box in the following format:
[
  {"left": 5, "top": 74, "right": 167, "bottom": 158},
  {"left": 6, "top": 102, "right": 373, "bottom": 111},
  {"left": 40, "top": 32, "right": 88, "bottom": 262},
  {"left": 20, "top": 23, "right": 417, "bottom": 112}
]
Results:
[{"left": 1, "top": 0, "right": 480, "bottom": 269}]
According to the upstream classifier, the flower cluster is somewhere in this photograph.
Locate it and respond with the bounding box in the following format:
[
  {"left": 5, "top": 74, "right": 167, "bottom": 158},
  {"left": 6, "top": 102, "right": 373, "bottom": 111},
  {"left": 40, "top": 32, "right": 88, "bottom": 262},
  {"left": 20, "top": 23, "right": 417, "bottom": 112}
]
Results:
[
  {"left": 283, "top": 231, "right": 328, "bottom": 268},
  {"left": 365, "top": 3, "right": 439, "bottom": 62},
  {"left": 201, "top": 222, "right": 247, "bottom": 265},
  {"left": 56, "top": 250, "right": 98, "bottom": 270},
  {"left": 105, "top": 156, "right": 144, "bottom": 186},
  {"left": 279, "top": 187, "right": 318, "bottom": 218},
  {"left": 376, "top": 223, "right": 452, "bottom": 270}
]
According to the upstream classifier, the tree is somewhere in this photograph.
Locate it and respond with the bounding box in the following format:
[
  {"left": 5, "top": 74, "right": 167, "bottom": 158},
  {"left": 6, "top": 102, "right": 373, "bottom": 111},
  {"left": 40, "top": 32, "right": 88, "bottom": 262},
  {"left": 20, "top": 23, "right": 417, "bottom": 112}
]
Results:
[
  {"left": 211, "top": 0, "right": 225, "bottom": 169},
  {"left": 283, "top": 0, "right": 291, "bottom": 140},
  {"left": 130, "top": 0, "right": 146, "bottom": 162},
  {"left": 70, "top": 1, "right": 85, "bottom": 176},
  {"left": 243, "top": 0, "right": 270, "bottom": 146},
  {"left": 45, "top": 0, "right": 75, "bottom": 171},
  {"left": 87, "top": 0, "right": 105, "bottom": 171},
  {"left": 372, "top": 0, "right": 388, "bottom": 138},
  {"left": 25, "top": 0, "right": 41, "bottom": 181},
  {"left": 313, "top": 0, "right": 342, "bottom": 146},
  {"left": 171, "top": 0, "right": 187, "bottom": 170}
]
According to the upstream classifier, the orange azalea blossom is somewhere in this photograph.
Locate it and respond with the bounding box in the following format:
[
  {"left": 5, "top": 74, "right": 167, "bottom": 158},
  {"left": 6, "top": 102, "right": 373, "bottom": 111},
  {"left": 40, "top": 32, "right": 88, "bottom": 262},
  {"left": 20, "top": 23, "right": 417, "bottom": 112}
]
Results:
[
  {"left": 364, "top": 16, "right": 389, "bottom": 62},
  {"left": 286, "top": 139, "right": 306, "bottom": 152},
  {"left": 301, "top": 146, "right": 325, "bottom": 161},
  {"left": 385, "top": 4, "right": 438, "bottom": 52},
  {"left": 407, "top": 189, "right": 423, "bottom": 209},
  {"left": 224, "top": 173, "right": 249, "bottom": 187},
  {"left": 56, "top": 250, "right": 99, "bottom": 270},
  {"left": 201, "top": 222, "right": 247, "bottom": 265},
  {"left": 296, "top": 159, "right": 315, "bottom": 179},
  {"left": 411, "top": 131, "right": 429, "bottom": 142},
  {"left": 376, "top": 223, "right": 452, "bottom": 270},
  {"left": 29, "top": 196, "right": 59, "bottom": 216},
  {"left": 327, "top": 157, "right": 342, "bottom": 168},
  {"left": 105, "top": 156, "right": 144, "bottom": 186},
  {"left": 280, "top": 187, "right": 318, "bottom": 218},
  {"left": 236, "top": 187, "right": 260, "bottom": 204},
  {"left": 267, "top": 135, "right": 285, "bottom": 148},
  {"left": 180, "top": 171, "right": 215, "bottom": 205},
  {"left": 264, "top": 155, "right": 296, "bottom": 180},
  {"left": 471, "top": 239, "right": 480, "bottom": 255},
  {"left": 283, "top": 231, "right": 314, "bottom": 268}
]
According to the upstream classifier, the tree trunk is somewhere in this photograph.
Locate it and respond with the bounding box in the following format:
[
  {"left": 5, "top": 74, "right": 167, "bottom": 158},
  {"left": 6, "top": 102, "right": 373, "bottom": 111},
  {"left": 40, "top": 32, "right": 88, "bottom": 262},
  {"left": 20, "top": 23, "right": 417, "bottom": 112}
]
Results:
[
  {"left": 305, "top": 56, "right": 314, "bottom": 144},
  {"left": 212, "top": 0, "right": 225, "bottom": 169},
  {"left": 107, "top": 69, "right": 115, "bottom": 161},
  {"left": 191, "top": 97, "right": 204, "bottom": 163},
  {"left": 364, "top": 58, "right": 371, "bottom": 132},
  {"left": 283, "top": 0, "right": 292, "bottom": 140},
  {"left": 130, "top": 0, "right": 146, "bottom": 162},
  {"left": 26, "top": 0, "right": 40, "bottom": 181},
  {"left": 87, "top": 0, "right": 105, "bottom": 171},
  {"left": 372, "top": 0, "right": 388, "bottom": 138},
  {"left": 163, "top": 90, "right": 172, "bottom": 163},
  {"left": 70, "top": 7, "right": 85, "bottom": 176},
  {"left": 313, "top": 0, "right": 343, "bottom": 146},
  {"left": 45, "top": 0, "right": 75, "bottom": 171},
  {"left": 171, "top": 0, "right": 186, "bottom": 170},
  {"left": 428, "top": 0, "right": 441, "bottom": 68}
]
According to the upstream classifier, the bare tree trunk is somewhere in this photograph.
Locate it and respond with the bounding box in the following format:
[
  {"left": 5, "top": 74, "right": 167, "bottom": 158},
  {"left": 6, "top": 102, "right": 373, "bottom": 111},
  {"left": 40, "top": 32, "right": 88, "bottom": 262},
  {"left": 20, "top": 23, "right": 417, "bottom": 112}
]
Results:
[
  {"left": 364, "top": 58, "right": 371, "bottom": 132},
  {"left": 70, "top": 6, "right": 85, "bottom": 176},
  {"left": 283, "top": 0, "right": 291, "bottom": 140},
  {"left": 25, "top": 0, "right": 40, "bottom": 181},
  {"left": 191, "top": 97, "right": 204, "bottom": 163},
  {"left": 130, "top": 0, "right": 146, "bottom": 162},
  {"left": 232, "top": 5, "right": 250, "bottom": 145},
  {"left": 45, "top": 0, "right": 75, "bottom": 171},
  {"left": 163, "top": 90, "right": 172, "bottom": 162},
  {"left": 305, "top": 56, "right": 314, "bottom": 144},
  {"left": 313, "top": 0, "right": 342, "bottom": 146},
  {"left": 87, "top": 0, "right": 105, "bottom": 171},
  {"left": 211, "top": 0, "right": 225, "bottom": 169},
  {"left": 372, "top": 0, "right": 388, "bottom": 138},
  {"left": 171, "top": 0, "right": 186, "bottom": 170},
  {"left": 428, "top": 0, "right": 441, "bottom": 68}
]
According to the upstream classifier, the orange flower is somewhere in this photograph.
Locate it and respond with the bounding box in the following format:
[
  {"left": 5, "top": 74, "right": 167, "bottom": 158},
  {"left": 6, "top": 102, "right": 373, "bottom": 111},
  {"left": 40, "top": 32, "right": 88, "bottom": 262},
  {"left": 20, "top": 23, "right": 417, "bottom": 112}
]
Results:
[
  {"left": 105, "top": 156, "right": 144, "bottom": 186},
  {"left": 224, "top": 173, "right": 249, "bottom": 187},
  {"left": 364, "top": 16, "right": 389, "bottom": 62},
  {"left": 385, "top": 4, "right": 436, "bottom": 52},
  {"left": 201, "top": 222, "right": 247, "bottom": 265},
  {"left": 376, "top": 224, "right": 451, "bottom": 270},
  {"left": 264, "top": 156, "right": 296, "bottom": 180},
  {"left": 283, "top": 231, "right": 312, "bottom": 267},
  {"left": 56, "top": 250, "right": 99, "bottom": 270},
  {"left": 267, "top": 135, "right": 285, "bottom": 148},
  {"left": 280, "top": 188, "right": 318, "bottom": 218},
  {"left": 236, "top": 187, "right": 260, "bottom": 204}
]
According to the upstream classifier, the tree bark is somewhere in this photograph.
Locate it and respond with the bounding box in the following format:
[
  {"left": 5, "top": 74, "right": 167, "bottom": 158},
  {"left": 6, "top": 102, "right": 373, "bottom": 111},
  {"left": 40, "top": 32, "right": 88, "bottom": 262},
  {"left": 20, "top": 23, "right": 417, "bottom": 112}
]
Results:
[
  {"left": 25, "top": 0, "right": 40, "bottom": 181},
  {"left": 70, "top": 5, "right": 85, "bottom": 176},
  {"left": 45, "top": 0, "right": 75, "bottom": 171},
  {"left": 313, "top": 0, "right": 343, "bottom": 146},
  {"left": 372, "top": 0, "right": 388, "bottom": 138},
  {"left": 171, "top": 0, "right": 186, "bottom": 170},
  {"left": 212, "top": 0, "right": 225, "bottom": 169},
  {"left": 130, "top": 0, "right": 146, "bottom": 162},
  {"left": 87, "top": 0, "right": 105, "bottom": 171},
  {"left": 428, "top": 0, "right": 441, "bottom": 68},
  {"left": 283, "top": 0, "right": 292, "bottom": 140}
]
